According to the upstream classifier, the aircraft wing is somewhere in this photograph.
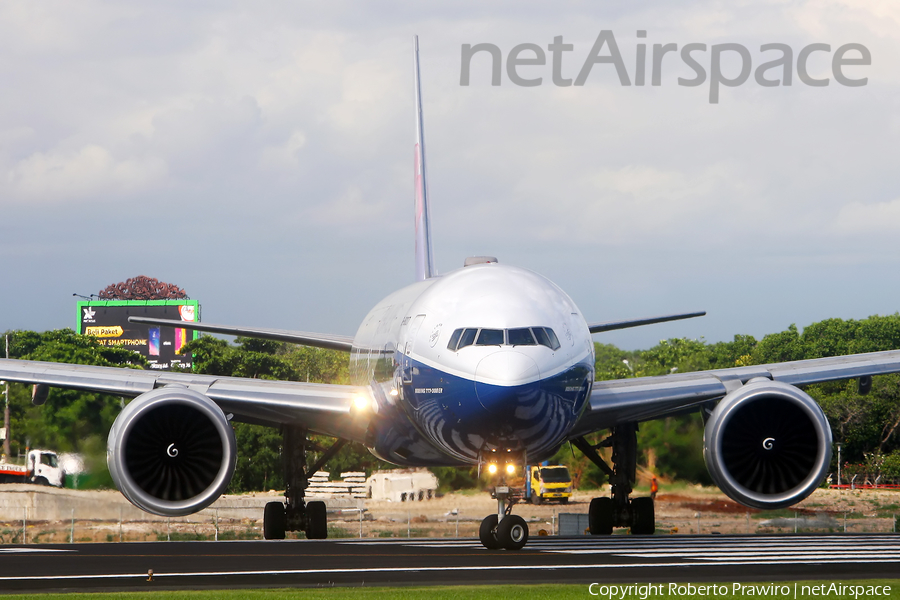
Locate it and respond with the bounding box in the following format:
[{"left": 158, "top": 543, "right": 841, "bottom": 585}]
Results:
[
  {"left": 127, "top": 317, "right": 355, "bottom": 352},
  {"left": 0, "top": 359, "right": 371, "bottom": 442},
  {"left": 587, "top": 311, "right": 706, "bottom": 333},
  {"left": 570, "top": 348, "right": 900, "bottom": 436}
]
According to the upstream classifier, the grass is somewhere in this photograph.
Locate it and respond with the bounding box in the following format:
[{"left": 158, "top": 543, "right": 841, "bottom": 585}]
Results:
[{"left": 1, "top": 581, "right": 900, "bottom": 600}]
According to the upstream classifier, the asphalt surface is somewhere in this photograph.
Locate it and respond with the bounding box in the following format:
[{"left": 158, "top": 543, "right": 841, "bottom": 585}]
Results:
[{"left": 1, "top": 533, "right": 899, "bottom": 593}]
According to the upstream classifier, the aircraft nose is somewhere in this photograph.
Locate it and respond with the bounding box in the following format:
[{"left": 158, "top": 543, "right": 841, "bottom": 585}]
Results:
[{"left": 474, "top": 351, "right": 541, "bottom": 414}]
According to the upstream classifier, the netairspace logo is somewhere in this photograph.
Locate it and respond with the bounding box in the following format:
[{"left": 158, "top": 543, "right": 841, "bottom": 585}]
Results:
[
  {"left": 586, "top": 582, "right": 892, "bottom": 599},
  {"left": 460, "top": 31, "right": 871, "bottom": 103}
]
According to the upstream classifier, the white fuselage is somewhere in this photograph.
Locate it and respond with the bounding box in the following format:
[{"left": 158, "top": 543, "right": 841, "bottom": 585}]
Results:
[{"left": 351, "top": 262, "right": 595, "bottom": 467}]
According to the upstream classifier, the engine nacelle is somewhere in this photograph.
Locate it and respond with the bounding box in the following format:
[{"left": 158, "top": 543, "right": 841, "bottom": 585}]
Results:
[
  {"left": 703, "top": 379, "right": 832, "bottom": 510},
  {"left": 108, "top": 387, "right": 237, "bottom": 516}
]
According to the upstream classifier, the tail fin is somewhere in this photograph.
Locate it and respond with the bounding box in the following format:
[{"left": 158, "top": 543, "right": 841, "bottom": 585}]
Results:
[{"left": 413, "top": 35, "right": 436, "bottom": 281}]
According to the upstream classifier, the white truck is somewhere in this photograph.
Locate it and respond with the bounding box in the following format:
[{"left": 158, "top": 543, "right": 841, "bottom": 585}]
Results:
[
  {"left": 365, "top": 469, "right": 438, "bottom": 502},
  {"left": 0, "top": 449, "right": 65, "bottom": 487}
]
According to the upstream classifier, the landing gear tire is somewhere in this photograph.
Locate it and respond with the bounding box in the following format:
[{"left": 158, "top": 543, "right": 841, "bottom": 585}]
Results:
[
  {"left": 531, "top": 491, "right": 542, "bottom": 505},
  {"left": 306, "top": 500, "right": 328, "bottom": 539},
  {"left": 630, "top": 497, "right": 655, "bottom": 535},
  {"left": 264, "top": 501, "right": 286, "bottom": 540},
  {"left": 479, "top": 514, "right": 500, "bottom": 550},
  {"left": 497, "top": 515, "right": 529, "bottom": 550},
  {"left": 589, "top": 497, "right": 613, "bottom": 535}
]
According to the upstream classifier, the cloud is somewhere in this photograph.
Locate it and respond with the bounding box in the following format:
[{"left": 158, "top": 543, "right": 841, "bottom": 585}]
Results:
[
  {"left": 6, "top": 144, "right": 166, "bottom": 203},
  {"left": 259, "top": 131, "right": 308, "bottom": 171},
  {"left": 834, "top": 198, "right": 900, "bottom": 235},
  {"left": 2, "top": 1, "right": 900, "bottom": 345}
]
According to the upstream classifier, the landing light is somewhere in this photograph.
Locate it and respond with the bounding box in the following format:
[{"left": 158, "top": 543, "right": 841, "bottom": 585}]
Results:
[{"left": 353, "top": 395, "right": 370, "bottom": 411}]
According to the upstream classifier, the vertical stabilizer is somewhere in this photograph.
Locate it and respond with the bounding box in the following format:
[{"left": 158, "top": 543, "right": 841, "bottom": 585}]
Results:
[{"left": 413, "top": 35, "right": 436, "bottom": 281}]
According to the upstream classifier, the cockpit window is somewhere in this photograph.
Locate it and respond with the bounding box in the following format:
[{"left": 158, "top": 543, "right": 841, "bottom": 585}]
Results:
[
  {"left": 532, "top": 327, "right": 561, "bottom": 350},
  {"left": 448, "top": 326, "right": 562, "bottom": 351},
  {"left": 447, "top": 328, "right": 463, "bottom": 351},
  {"left": 532, "top": 327, "right": 550, "bottom": 347},
  {"left": 458, "top": 328, "right": 478, "bottom": 350},
  {"left": 544, "top": 327, "right": 561, "bottom": 350},
  {"left": 475, "top": 329, "right": 504, "bottom": 346},
  {"left": 507, "top": 328, "right": 536, "bottom": 346}
]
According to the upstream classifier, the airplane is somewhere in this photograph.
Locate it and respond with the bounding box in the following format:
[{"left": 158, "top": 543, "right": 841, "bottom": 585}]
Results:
[{"left": 4, "top": 36, "right": 900, "bottom": 550}]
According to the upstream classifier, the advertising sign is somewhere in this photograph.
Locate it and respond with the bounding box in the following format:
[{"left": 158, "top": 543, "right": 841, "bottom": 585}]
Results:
[{"left": 76, "top": 300, "right": 200, "bottom": 370}]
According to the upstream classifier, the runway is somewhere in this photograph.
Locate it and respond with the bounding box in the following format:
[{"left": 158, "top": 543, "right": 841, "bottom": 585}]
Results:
[{"left": 1, "top": 533, "right": 899, "bottom": 593}]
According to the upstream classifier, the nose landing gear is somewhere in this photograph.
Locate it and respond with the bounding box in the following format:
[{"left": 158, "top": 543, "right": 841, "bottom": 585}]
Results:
[{"left": 479, "top": 485, "right": 529, "bottom": 550}]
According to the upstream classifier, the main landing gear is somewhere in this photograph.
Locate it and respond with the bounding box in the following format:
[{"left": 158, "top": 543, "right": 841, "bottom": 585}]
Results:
[
  {"left": 479, "top": 485, "right": 529, "bottom": 550},
  {"left": 263, "top": 426, "right": 348, "bottom": 540},
  {"left": 573, "top": 422, "right": 655, "bottom": 536}
]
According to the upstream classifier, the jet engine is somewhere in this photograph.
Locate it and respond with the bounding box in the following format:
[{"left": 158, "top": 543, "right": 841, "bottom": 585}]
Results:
[
  {"left": 703, "top": 379, "right": 832, "bottom": 510},
  {"left": 107, "top": 386, "right": 237, "bottom": 516}
]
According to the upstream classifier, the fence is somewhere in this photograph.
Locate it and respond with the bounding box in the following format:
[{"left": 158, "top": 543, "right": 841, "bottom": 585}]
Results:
[
  {"left": 0, "top": 501, "right": 567, "bottom": 544},
  {"left": 1, "top": 483, "right": 898, "bottom": 543},
  {"left": 830, "top": 473, "right": 900, "bottom": 490},
  {"left": 558, "top": 511, "right": 898, "bottom": 536},
  {"left": 0, "top": 505, "right": 274, "bottom": 544},
  {"left": 2, "top": 506, "right": 896, "bottom": 544}
]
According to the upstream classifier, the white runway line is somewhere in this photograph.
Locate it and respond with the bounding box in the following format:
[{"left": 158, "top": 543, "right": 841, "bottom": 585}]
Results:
[
  {"left": 4, "top": 535, "right": 900, "bottom": 584},
  {"left": 0, "top": 548, "right": 76, "bottom": 554},
  {"left": 5, "top": 558, "right": 900, "bottom": 583},
  {"left": 345, "top": 534, "right": 900, "bottom": 562}
]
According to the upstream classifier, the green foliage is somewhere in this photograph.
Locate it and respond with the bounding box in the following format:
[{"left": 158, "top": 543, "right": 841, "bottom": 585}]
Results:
[
  {"left": 77, "top": 434, "right": 116, "bottom": 489},
  {"left": 5, "top": 583, "right": 900, "bottom": 600},
  {"left": 6, "top": 311, "right": 900, "bottom": 495},
  {"left": 752, "top": 323, "right": 805, "bottom": 363},
  {"left": 2, "top": 329, "right": 379, "bottom": 492},
  {"left": 589, "top": 313, "right": 900, "bottom": 484},
  {"left": 640, "top": 338, "right": 709, "bottom": 375},
  {"left": 229, "top": 423, "right": 284, "bottom": 492},
  {"left": 180, "top": 336, "right": 298, "bottom": 381},
  {"left": 841, "top": 450, "right": 900, "bottom": 479},
  {"left": 593, "top": 343, "right": 638, "bottom": 381},
  {"left": 3, "top": 330, "right": 145, "bottom": 476},
  {"left": 431, "top": 466, "right": 479, "bottom": 493},
  {"left": 636, "top": 415, "right": 710, "bottom": 484},
  {"left": 884, "top": 451, "right": 900, "bottom": 478}
]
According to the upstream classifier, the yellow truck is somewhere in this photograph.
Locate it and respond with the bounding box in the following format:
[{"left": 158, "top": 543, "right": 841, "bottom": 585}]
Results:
[{"left": 527, "top": 464, "right": 573, "bottom": 504}]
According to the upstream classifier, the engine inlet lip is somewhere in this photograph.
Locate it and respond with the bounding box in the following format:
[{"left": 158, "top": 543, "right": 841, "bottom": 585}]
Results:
[
  {"left": 108, "top": 386, "right": 236, "bottom": 517},
  {"left": 704, "top": 379, "right": 832, "bottom": 510}
]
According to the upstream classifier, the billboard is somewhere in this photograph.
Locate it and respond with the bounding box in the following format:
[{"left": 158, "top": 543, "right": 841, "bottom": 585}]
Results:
[{"left": 76, "top": 300, "right": 200, "bottom": 370}]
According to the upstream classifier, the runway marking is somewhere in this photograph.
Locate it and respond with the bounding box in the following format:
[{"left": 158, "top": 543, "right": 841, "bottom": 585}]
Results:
[
  {"left": 0, "top": 548, "right": 75, "bottom": 554},
  {"left": 338, "top": 534, "right": 900, "bottom": 563},
  {"left": 5, "top": 534, "right": 900, "bottom": 584},
  {"left": 4, "top": 556, "right": 900, "bottom": 584}
]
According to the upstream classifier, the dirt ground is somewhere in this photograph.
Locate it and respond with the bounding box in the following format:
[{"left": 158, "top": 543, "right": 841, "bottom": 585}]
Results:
[
  {"left": 2, "top": 484, "right": 898, "bottom": 543},
  {"left": 346, "top": 485, "right": 900, "bottom": 538}
]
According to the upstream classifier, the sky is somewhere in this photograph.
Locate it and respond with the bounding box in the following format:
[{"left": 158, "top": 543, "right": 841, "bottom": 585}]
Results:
[{"left": 1, "top": 1, "right": 899, "bottom": 350}]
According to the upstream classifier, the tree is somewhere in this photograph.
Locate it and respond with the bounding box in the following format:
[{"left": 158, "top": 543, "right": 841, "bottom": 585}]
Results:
[
  {"left": 752, "top": 324, "right": 804, "bottom": 363},
  {"left": 3, "top": 329, "right": 147, "bottom": 488},
  {"left": 9, "top": 311, "right": 900, "bottom": 493},
  {"left": 5, "top": 329, "right": 146, "bottom": 452}
]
